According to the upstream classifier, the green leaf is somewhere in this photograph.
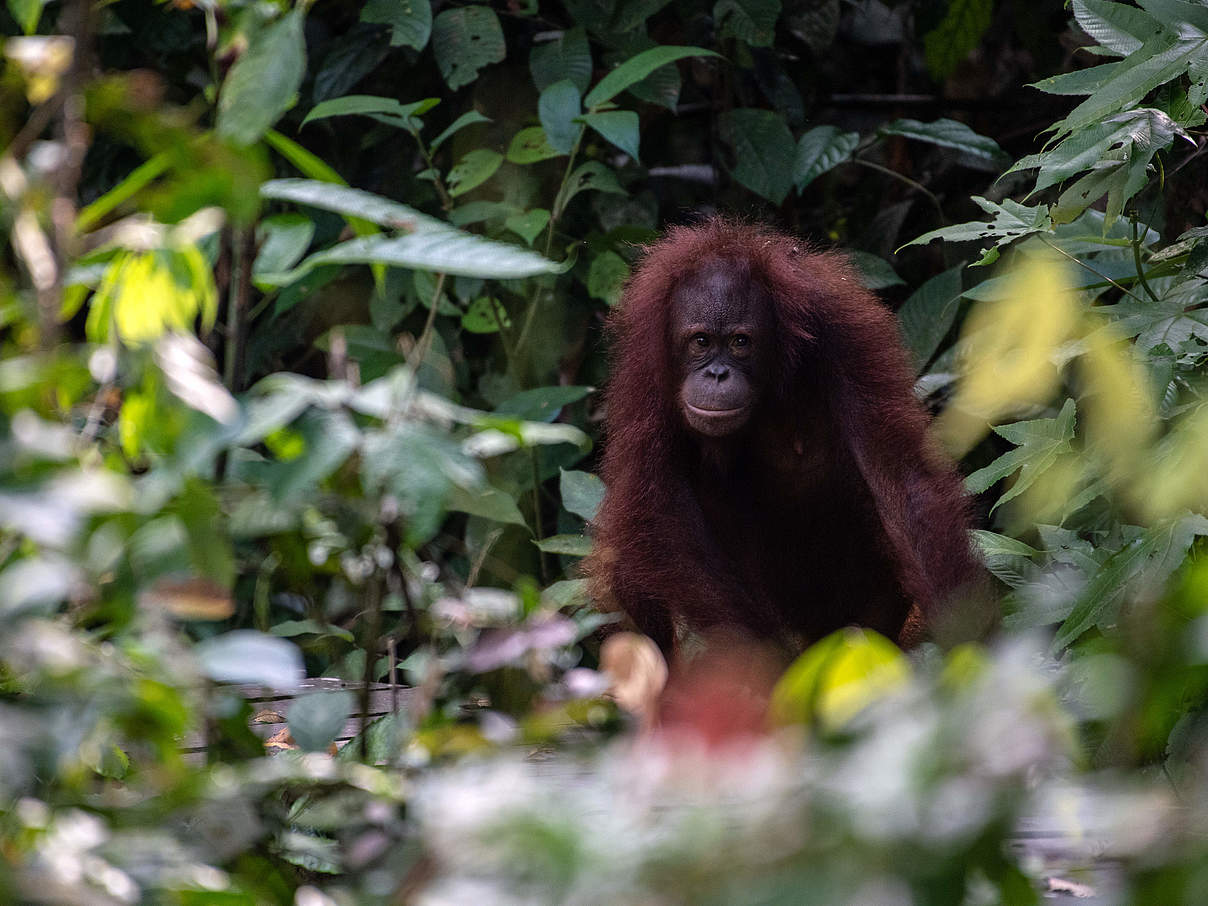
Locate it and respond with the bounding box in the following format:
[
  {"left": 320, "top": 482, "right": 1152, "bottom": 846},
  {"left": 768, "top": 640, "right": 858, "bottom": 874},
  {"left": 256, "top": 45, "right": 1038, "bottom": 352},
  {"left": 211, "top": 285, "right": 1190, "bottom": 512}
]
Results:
[
  {"left": 848, "top": 251, "right": 905, "bottom": 290},
  {"left": 448, "top": 484, "right": 528, "bottom": 527},
  {"left": 269, "top": 410, "right": 360, "bottom": 502},
  {"left": 361, "top": 0, "right": 432, "bottom": 50},
  {"left": 560, "top": 469, "right": 605, "bottom": 522},
  {"left": 302, "top": 95, "right": 439, "bottom": 129},
  {"left": 896, "top": 264, "right": 963, "bottom": 372},
  {"left": 254, "top": 214, "right": 315, "bottom": 279},
  {"left": 217, "top": 8, "right": 307, "bottom": 146},
  {"left": 506, "top": 127, "right": 561, "bottom": 164},
  {"left": 539, "top": 80, "right": 582, "bottom": 155},
  {"left": 447, "top": 149, "right": 504, "bottom": 196},
  {"left": 719, "top": 108, "right": 795, "bottom": 204},
  {"left": 196, "top": 630, "right": 303, "bottom": 690},
  {"left": 1050, "top": 33, "right": 1205, "bottom": 139},
  {"left": 922, "top": 0, "right": 992, "bottom": 80},
  {"left": 793, "top": 125, "right": 858, "bottom": 191},
  {"left": 1137, "top": 0, "right": 1208, "bottom": 33},
  {"left": 587, "top": 250, "right": 629, "bottom": 305},
  {"left": 770, "top": 628, "right": 910, "bottom": 730},
  {"left": 432, "top": 6, "right": 506, "bottom": 90},
  {"left": 714, "top": 0, "right": 781, "bottom": 46},
  {"left": 265, "top": 229, "right": 563, "bottom": 283},
  {"left": 579, "top": 110, "right": 641, "bottom": 161},
  {"left": 288, "top": 691, "right": 354, "bottom": 751},
  {"left": 8, "top": 0, "right": 44, "bottom": 34},
  {"left": 1050, "top": 516, "right": 1208, "bottom": 650},
  {"left": 583, "top": 46, "right": 720, "bottom": 109},
  {"left": 1072, "top": 0, "right": 1160, "bottom": 57},
  {"left": 261, "top": 179, "right": 444, "bottom": 231},
  {"left": 461, "top": 296, "right": 512, "bottom": 333},
  {"left": 430, "top": 110, "right": 492, "bottom": 153},
  {"left": 535, "top": 534, "right": 593, "bottom": 556},
  {"left": 965, "top": 400, "right": 1077, "bottom": 511},
  {"left": 272, "top": 619, "right": 356, "bottom": 642},
  {"left": 530, "top": 27, "right": 593, "bottom": 94},
  {"left": 495, "top": 385, "right": 593, "bottom": 422},
  {"left": 264, "top": 130, "right": 349, "bottom": 185},
  {"left": 972, "top": 530, "right": 1043, "bottom": 589},
  {"left": 554, "top": 162, "right": 626, "bottom": 217},
  {"left": 879, "top": 118, "right": 1005, "bottom": 161},
  {"left": 505, "top": 209, "right": 550, "bottom": 246},
  {"left": 901, "top": 196, "right": 1051, "bottom": 259}
]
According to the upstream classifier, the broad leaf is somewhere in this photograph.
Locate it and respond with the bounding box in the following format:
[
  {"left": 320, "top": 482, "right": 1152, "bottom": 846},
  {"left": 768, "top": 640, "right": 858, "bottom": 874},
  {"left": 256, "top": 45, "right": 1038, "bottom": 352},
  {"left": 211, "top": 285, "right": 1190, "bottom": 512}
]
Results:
[
  {"left": 495, "top": 386, "right": 593, "bottom": 422},
  {"left": 793, "top": 125, "right": 858, "bottom": 191},
  {"left": 879, "top": 117, "right": 1005, "bottom": 161},
  {"left": 288, "top": 691, "right": 354, "bottom": 752},
  {"left": 196, "top": 630, "right": 303, "bottom": 691},
  {"left": 714, "top": 0, "right": 781, "bottom": 46},
  {"left": 922, "top": 0, "right": 992, "bottom": 79},
  {"left": 719, "top": 108, "right": 795, "bottom": 204},
  {"left": 447, "top": 149, "right": 504, "bottom": 196},
  {"left": 302, "top": 95, "right": 438, "bottom": 129},
  {"left": 431, "top": 110, "right": 492, "bottom": 153},
  {"left": 530, "top": 27, "right": 593, "bottom": 94},
  {"left": 583, "top": 46, "right": 719, "bottom": 109},
  {"left": 217, "top": 8, "right": 306, "bottom": 146},
  {"left": 965, "top": 399, "right": 1078, "bottom": 512},
  {"left": 579, "top": 110, "right": 641, "bottom": 161},
  {"left": 432, "top": 7, "right": 506, "bottom": 90},
  {"left": 896, "top": 264, "right": 963, "bottom": 371},
  {"left": 535, "top": 534, "right": 593, "bottom": 556},
  {"left": 1072, "top": 0, "right": 1159, "bottom": 57},
  {"left": 506, "top": 127, "right": 561, "bottom": 164},
  {"left": 560, "top": 469, "right": 605, "bottom": 522},
  {"left": 587, "top": 250, "right": 629, "bottom": 306},
  {"left": 539, "top": 80, "right": 582, "bottom": 155}
]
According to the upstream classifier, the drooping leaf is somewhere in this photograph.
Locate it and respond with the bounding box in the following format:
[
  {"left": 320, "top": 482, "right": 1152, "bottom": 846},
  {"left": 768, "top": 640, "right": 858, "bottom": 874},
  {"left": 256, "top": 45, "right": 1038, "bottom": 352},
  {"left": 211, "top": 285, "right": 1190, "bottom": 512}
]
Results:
[
  {"left": 539, "top": 80, "right": 583, "bottom": 155},
  {"left": 879, "top": 118, "right": 1006, "bottom": 162},
  {"left": 448, "top": 484, "right": 528, "bottom": 527},
  {"left": 719, "top": 108, "right": 795, "bottom": 203},
  {"left": 217, "top": 8, "right": 307, "bottom": 146},
  {"left": 495, "top": 386, "right": 593, "bottom": 422},
  {"left": 431, "top": 110, "right": 492, "bottom": 152},
  {"left": 432, "top": 7, "right": 506, "bottom": 90},
  {"left": 535, "top": 534, "right": 593, "bottom": 556}
]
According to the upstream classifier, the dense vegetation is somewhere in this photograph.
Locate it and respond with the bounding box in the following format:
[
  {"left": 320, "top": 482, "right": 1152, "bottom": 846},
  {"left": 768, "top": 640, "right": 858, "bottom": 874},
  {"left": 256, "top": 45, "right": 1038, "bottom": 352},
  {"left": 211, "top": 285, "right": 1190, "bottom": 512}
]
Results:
[{"left": 2, "top": 0, "right": 1207, "bottom": 902}]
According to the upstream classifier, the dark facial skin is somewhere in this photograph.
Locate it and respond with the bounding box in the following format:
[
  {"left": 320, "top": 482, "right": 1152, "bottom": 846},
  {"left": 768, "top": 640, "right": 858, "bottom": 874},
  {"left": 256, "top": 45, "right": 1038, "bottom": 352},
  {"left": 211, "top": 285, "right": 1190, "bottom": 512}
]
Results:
[{"left": 671, "top": 262, "right": 775, "bottom": 438}]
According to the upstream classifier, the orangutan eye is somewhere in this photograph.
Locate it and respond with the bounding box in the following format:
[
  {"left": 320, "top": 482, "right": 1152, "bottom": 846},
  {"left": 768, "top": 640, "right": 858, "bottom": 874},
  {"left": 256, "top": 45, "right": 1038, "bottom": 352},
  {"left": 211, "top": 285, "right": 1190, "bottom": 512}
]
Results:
[
  {"left": 691, "top": 333, "right": 709, "bottom": 347},
  {"left": 732, "top": 334, "right": 750, "bottom": 348}
]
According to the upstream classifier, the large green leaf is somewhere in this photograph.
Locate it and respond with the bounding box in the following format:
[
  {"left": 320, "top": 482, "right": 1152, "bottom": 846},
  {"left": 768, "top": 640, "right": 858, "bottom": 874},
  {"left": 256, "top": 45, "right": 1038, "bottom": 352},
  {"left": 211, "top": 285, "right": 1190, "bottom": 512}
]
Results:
[
  {"left": 583, "top": 46, "right": 719, "bottom": 109},
  {"left": 560, "top": 469, "right": 605, "bottom": 522},
  {"left": 1072, "top": 0, "right": 1159, "bottom": 57},
  {"left": 361, "top": 0, "right": 432, "bottom": 50},
  {"left": 494, "top": 385, "right": 593, "bottom": 422},
  {"left": 432, "top": 6, "right": 506, "bottom": 90},
  {"left": 217, "top": 8, "right": 307, "bottom": 146},
  {"left": 539, "top": 80, "right": 583, "bottom": 155},
  {"left": 902, "top": 196, "right": 1051, "bottom": 265},
  {"left": 879, "top": 118, "right": 1005, "bottom": 161},
  {"left": 530, "top": 26, "right": 593, "bottom": 94},
  {"left": 579, "top": 111, "right": 641, "bottom": 161},
  {"left": 719, "top": 108, "right": 795, "bottom": 204},
  {"left": 262, "top": 229, "right": 564, "bottom": 283},
  {"left": 896, "top": 264, "right": 963, "bottom": 372},
  {"left": 793, "top": 125, "right": 858, "bottom": 191},
  {"left": 301, "top": 95, "right": 439, "bottom": 129},
  {"left": 261, "top": 179, "right": 446, "bottom": 231}
]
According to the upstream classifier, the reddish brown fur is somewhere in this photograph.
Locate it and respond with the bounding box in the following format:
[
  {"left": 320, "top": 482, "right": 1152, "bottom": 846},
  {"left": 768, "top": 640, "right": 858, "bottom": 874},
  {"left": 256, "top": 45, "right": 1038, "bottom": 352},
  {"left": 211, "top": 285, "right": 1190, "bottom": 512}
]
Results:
[{"left": 585, "top": 219, "right": 983, "bottom": 655}]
